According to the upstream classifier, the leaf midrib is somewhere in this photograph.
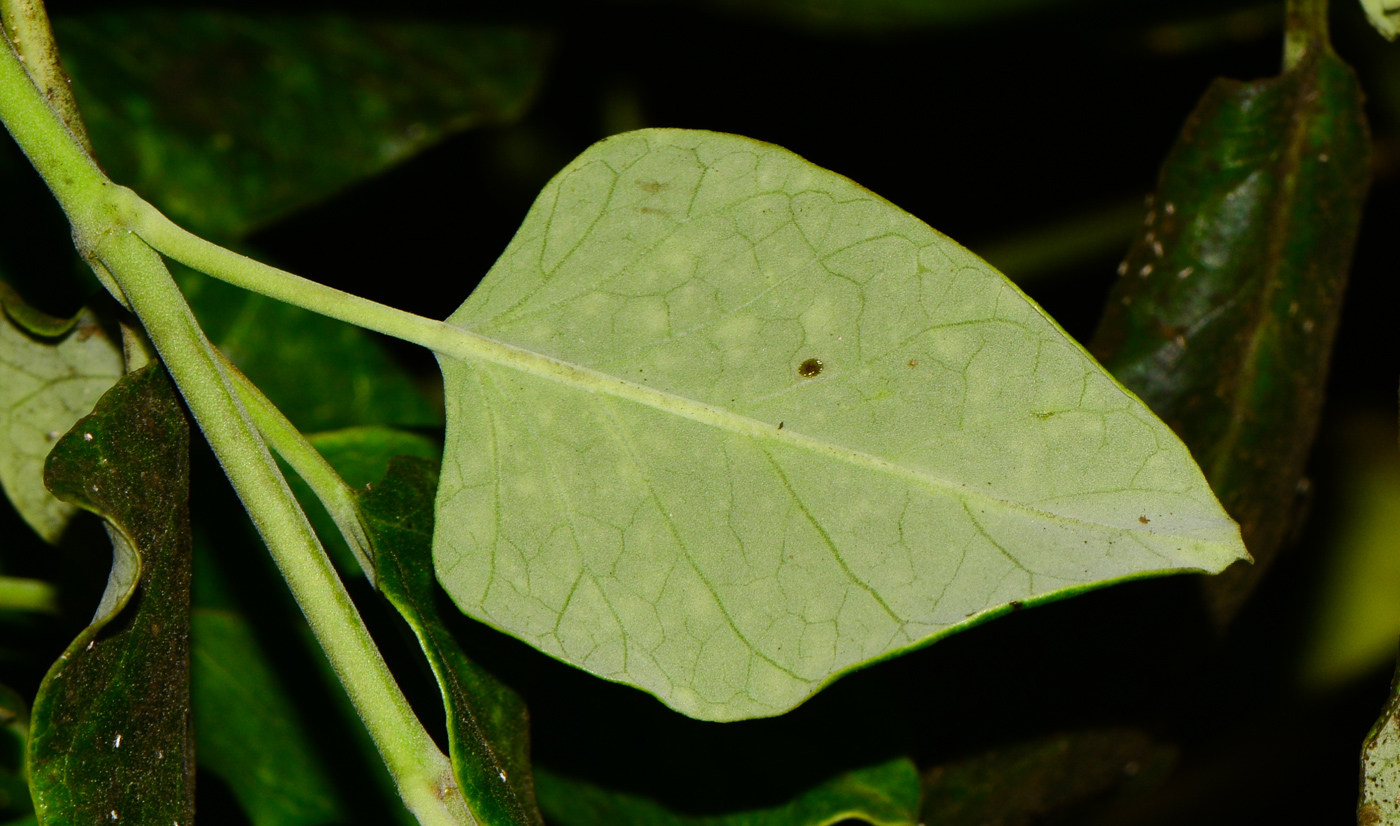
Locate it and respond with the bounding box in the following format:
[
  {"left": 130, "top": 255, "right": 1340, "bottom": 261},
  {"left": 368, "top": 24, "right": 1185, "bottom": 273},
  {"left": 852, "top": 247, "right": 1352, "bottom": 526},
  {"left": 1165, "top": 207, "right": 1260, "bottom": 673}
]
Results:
[{"left": 437, "top": 320, "right": 1218, "bottom": 547}]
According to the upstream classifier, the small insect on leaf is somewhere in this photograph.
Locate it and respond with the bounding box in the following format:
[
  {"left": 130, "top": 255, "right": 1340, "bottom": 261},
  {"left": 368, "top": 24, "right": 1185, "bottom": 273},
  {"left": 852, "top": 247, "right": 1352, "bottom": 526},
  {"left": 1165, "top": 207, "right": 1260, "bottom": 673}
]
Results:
[{"left": 797, "top": 358, "right": 823, "bottom": 378}]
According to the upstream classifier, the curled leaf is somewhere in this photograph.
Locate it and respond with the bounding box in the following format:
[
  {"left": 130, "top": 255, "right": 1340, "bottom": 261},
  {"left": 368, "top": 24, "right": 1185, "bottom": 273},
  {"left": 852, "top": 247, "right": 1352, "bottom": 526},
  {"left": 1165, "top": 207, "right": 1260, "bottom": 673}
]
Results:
[
  {"left": 30, "top": 364, "right": 193, "bottom": 825},
  {"left": 364, "top": 457, "right": 542, "bottom": 826}
]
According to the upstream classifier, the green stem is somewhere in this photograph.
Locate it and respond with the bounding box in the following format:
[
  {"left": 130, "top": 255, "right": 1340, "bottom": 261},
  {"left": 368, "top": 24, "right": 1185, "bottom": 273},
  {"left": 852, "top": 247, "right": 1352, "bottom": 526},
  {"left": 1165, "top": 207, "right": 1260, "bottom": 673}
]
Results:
[
  {"left": 0, "top": 34, "right": 469, "bottom": 826},
  {"left": 0, "top": 576, "right": 58, "bottom": 613},
  {"left": 0, "top": 0, "right": 92, "bottom": 154},
  {"left": 220, "top": 353, "right": 375, "bottom": 581},
  {"left": 1284, "top": 0, "right": 1329, "bottom": 70}
]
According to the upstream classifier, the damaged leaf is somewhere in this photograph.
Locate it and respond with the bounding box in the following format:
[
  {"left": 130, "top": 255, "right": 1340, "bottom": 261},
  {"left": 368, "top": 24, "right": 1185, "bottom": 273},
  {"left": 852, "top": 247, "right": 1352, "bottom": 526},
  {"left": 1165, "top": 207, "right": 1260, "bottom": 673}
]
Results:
[{"left": 29, "top": 364, "right": 193, "bottom": 825}]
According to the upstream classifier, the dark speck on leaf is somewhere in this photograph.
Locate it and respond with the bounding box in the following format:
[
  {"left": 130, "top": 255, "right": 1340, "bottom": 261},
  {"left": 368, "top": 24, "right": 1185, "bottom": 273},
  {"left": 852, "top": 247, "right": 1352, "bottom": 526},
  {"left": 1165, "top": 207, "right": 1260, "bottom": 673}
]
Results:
[
  {"left": 1139, "top": 516, "right": 1150, "bottom": 524},
  {"left": 778, "top": 422, "right": 784, "bottom": 430},
  {"left": 1009, "top": 601, "right": 1024, "bottom": 611},
  {"left": 798, "top": 358, "right": 823, "bottom": 378}
]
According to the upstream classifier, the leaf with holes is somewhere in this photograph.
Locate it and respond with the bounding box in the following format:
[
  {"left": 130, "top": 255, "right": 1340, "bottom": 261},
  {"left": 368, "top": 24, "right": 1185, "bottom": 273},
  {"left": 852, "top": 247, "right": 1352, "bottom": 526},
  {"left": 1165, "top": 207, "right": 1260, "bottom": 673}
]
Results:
[{"left": 432, "top": 129, "right": 1247, "bottom": 721}]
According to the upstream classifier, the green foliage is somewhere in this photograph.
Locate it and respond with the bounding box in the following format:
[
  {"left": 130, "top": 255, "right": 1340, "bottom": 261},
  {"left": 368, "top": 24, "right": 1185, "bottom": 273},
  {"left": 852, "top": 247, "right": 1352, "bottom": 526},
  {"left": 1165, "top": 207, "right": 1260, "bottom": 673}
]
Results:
[
  {"left": 0, "top": 281, "right": 122, "bottom": 543},
  {"left": 363, "top": 456, "right": 543, "bottom": 826},
  {"left": 1089, "top": 24, "right": 1371, "bottom": 624},
  {"left": 57, "top": 11, "right": 551, "bottom": 239},
  {"left": 535, "top": 758, "right": 921, "bottom": 826},
  {"left": 0, "top": 1, "right": 1395, "bottom": 824},
  {"left": 435, "top": 128, "right": 1246, "bottom": 721},
  {"left": 191, "top": 608, "right": 345, "bottom": 826},
  {"left": 29, "top": 364, "right": 192, "bottom": 825}
]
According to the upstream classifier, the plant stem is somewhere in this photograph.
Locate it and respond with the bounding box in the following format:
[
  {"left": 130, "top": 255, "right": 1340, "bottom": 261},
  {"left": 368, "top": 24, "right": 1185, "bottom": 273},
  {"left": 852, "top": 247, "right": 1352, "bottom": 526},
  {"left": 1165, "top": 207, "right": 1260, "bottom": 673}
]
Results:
[
  {"left": 0, "top": 34, "right": 470, "bottom": 826},
  {"left": 1285, "top": 0, "right": 1329, "bottom": 69},
  {"left": 220, "top": 353, "right": 376, "bottom": 581},
  {"left": 0, "top": 0, "right": 92, "bottom": 153},
  {"left": 0, "top": 576, "right": 58, "bottom": 613}
]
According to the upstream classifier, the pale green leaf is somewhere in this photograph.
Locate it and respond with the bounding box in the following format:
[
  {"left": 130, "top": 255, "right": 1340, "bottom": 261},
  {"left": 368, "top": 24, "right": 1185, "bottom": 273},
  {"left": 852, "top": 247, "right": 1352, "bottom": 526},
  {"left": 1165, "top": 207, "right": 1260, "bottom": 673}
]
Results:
[
  {"left": 0, "top": 282, "right": 122, "bottom": 543},
  {"left": 433, "top": 129, "right": 1248, "bottom": 722},
  {"left": 1360, "top": 0, "right": 1400, "bottom": 40}
]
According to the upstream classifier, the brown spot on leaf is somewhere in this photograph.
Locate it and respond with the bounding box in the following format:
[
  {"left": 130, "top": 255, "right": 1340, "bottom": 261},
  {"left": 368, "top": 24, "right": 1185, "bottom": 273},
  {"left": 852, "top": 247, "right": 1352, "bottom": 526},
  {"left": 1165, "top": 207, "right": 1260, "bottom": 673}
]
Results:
[{"left": 798, "top": 358, "right": 823, "bottom": 378}]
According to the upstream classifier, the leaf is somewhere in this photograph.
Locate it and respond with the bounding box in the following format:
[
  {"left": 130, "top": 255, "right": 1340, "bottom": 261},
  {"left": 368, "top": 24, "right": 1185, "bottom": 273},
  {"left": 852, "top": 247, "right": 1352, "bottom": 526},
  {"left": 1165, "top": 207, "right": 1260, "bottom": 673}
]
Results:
[
  {"left": 613, "top": 0, "right": 1091, "bottom": 35},
  {"left": 1087, "top": 26, "right": 1371, "bottom": 625},
  {"left": 364, "top": 456, "right": 543, "bottom": 826},
  {"left": 535, "top": 757, "right": 920, "bottom": 826},
  {"left": 0, "top": 280, "right": 123, "bottom": 543},
  {"left": 29, "top": 364, "right": 193, "bottom": 825},
  {"left": 0, "top": 684, "right": 30, "bottom": 820},
  {"left": 280, "top": 426, "right": 440, "bottom": 574},
  {"left": 1299, "top": 415, "right": 1400, "bottom": 690},
  {"left": 433, "top": 128, "right": 1247, "bottom": 721},
  {"left": 55, "top": 11, "right": 552, "bottom": 238},
  {"left": 1359, "top": 0, "right": 1400, "bottom": 40},
  {"left": 919, "top": 729, "right": 1175, "bottom": 826},
  {"left": 1362, "top": 658, "right": 1400, "bottom": 824},
  {"left": 192, "top": 607, "right": 345, "bottom": 826},
  {"left": 177, "top": 265, "right": 440, "bottom": 432}
]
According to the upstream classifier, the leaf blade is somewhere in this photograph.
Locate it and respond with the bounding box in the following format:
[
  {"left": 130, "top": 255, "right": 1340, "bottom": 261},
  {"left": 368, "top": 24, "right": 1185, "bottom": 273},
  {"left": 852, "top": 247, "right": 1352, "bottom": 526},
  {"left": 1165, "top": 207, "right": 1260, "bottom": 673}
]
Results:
[
  {"left": 0, "top": 281, "right": 123, "bottom": 543},
  {"left": 434, "top": 129, "right": 1247, "bottom": 721},
  {"left": 29, "top": 364, "right": 193, "bottom": 825}
]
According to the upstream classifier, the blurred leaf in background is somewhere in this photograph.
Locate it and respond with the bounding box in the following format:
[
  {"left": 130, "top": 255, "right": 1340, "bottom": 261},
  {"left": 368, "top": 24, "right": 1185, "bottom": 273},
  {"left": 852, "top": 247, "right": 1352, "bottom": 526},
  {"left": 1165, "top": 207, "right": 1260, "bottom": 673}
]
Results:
[
  {"left": 1301, "top": 413, "right": 1400, "bottom": 691},
  {"left": 537, "top": 757, "right": 921, "bottom": 826},
  {"left": 609, "top": 0, "right": 1094, "bottom": 35},
  {"left": 57, "top": 12, "right": 553, "bottom": 240}
]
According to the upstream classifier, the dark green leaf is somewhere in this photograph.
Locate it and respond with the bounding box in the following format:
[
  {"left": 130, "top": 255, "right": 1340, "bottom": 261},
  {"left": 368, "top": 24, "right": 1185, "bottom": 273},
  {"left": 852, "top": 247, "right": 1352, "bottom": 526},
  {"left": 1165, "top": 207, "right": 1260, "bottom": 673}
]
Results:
[
  {"left": 56, "top": 12, "right": 551, "bottom": 238},
  {"left": 1087, "top": 22, "right": 1371, "bottom": 624},
  {"left": 0, "top": 280, "right": 123, "bottom": 543},
  {"left": 612, "top": 0, "right": 1091, "bottom": 35},
  {"left": 536, "top": 757, "right": 921, "bottom": 826},
  {"left": 279, "top": 426, "right": 439, "bottom": 574},
  {"left": 920, "top": 729, "right": 1175, "bottom": 826},
  {"left": 177, "top": 265, "right": 439, "bottom": 432},
  {"left": 192, "top": 607, "right": 345, "bottom": 826},
  {"left": 0, "top": 683, "right": 30, "bottom": 820},
  {"left": 30, "top": 364, "right": 193, "bottom": 825},
  {"left": 362, "top": 457, "right": 542, "bottom": 826}
]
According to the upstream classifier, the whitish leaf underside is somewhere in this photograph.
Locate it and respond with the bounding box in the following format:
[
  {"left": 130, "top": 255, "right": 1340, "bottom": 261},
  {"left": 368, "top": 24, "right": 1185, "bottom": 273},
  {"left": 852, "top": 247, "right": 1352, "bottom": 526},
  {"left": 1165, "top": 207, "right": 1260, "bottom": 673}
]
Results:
[{"left": 435, "top": 129, "right": 1246, "bottom": 721}]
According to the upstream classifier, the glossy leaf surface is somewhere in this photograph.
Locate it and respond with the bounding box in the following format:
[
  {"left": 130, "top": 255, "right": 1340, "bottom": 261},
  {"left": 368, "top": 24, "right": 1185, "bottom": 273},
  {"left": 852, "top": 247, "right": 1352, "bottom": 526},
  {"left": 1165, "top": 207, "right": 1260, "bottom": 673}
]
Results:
[
  {"left": 178, "top": 267, "right": 439, "bottom": 432},
  {"left": 0, "top": 281, "right": 122, "bottom": 543},
  {"left": 30, "top": 364, "right": 193, "bottom": 825},
  {"left": 536, "top": 757, "right": 920, "bottom": 826},
  {"left": 364, "top": 457, "right": 542, "bottom": 826},
  {"left": 57, "top": 12, "right": 551, "bottom": 238},
  {"left": 1088, "top": 25, "right": 1371, "bottom": 624},
  {"left": 435, "top": 129, "right": 1247, "bottom": 721}
]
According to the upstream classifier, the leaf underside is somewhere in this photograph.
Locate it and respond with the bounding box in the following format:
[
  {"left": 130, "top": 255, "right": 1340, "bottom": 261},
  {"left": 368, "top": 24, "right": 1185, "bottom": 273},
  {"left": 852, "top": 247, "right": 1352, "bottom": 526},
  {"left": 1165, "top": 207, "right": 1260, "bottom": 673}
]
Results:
[
  {"left": 0, "top": 281, "right": 123, "bottom": 543},
  {"left": 30, "top": 364, "right": 193, "bottom": 825},
  {"left": 434, "top": 129, "right": 1247, "bottom": 721},
  {"left": 535, "top": 757, "right": 921, "bottom": 826}
]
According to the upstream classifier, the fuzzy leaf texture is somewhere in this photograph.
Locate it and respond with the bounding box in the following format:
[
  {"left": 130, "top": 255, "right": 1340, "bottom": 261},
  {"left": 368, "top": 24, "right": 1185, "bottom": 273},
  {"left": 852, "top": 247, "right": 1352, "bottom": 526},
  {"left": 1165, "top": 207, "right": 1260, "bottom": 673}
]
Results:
[
  {"left": 1087, "top": 27, "right": 1371, "bottom": 625},
  {"left": 433, "top": 129, "right": 1248, "bottom": 722},
  {"left": 365, "top": 457, "right": 543, "bottom": 826},
  {"left": 536, "top": 758, "right": 920, "bottom": 826},
  {"left": 28, "top": 364, "right": 193, "bottom": 825},
  {"left": 0, "top": 280, "right": 122, "bottom": 543}
]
